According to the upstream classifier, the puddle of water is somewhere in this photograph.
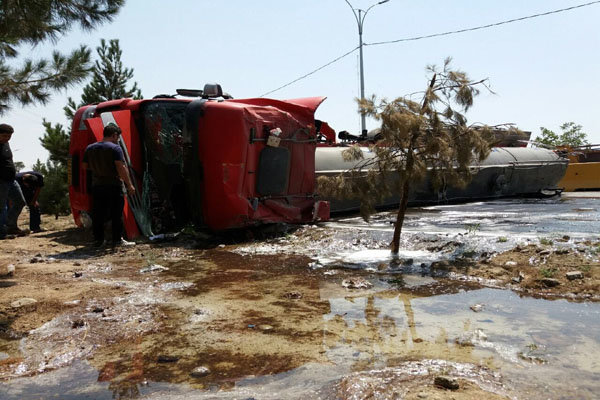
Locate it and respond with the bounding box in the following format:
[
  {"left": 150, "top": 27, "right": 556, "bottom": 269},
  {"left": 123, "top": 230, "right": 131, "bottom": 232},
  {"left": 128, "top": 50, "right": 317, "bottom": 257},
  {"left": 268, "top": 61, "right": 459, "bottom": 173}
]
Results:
[
  {"left": 3, "top": 276, "right": 599, "bottom": 399},
  {"left": 234, "top": 196, "right": 600, "bottom": 268},
  {"left": 356, "top": 196, "right": 600, "bottom": 239},
  {"left": 2, "top": 196, "right": 600, "bottom": 399},
  {"left": 0, "top": 360, "right": 179, "bottom": 399}
]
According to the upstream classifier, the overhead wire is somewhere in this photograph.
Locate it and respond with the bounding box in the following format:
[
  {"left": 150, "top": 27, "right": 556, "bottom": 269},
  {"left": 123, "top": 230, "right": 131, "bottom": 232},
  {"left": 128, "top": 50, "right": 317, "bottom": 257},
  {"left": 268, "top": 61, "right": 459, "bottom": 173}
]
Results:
[
  {"left": 367, "top": 0, "right": 600, "bottom": 46},
  {"left": 260, "top": 1, "right": 600, "bottom": 97},
  {"left": 259, "top": 46, "right": 359, "bottom": 98}
]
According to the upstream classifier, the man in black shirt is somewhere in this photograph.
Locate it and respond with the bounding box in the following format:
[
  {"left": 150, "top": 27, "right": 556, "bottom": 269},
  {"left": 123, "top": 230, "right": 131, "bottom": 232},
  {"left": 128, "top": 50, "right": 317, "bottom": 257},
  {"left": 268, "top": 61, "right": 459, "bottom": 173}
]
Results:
[
  {"left": 0, "top": 124, "right": 28, "bottom": 239},
  {"left": 16, "top": 171, "right": 44, "bottom": 232},
  {"left": 82, "top": 123, "right": 135, "bottom": 247}
]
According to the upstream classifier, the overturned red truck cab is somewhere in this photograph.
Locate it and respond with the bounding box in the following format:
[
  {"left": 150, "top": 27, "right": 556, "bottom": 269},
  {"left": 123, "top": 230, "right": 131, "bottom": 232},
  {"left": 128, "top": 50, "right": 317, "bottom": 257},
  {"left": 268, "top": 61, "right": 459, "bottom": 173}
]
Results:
[{"left": 69, "top": 85, "right": 330, "bottom": 239}]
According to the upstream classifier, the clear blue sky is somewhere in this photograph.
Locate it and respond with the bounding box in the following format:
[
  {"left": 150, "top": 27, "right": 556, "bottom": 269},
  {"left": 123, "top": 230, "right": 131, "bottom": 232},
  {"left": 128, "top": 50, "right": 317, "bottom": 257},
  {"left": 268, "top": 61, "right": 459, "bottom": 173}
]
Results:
[{"left": 6, "top": 0, "right": 600, "bottom": 168}]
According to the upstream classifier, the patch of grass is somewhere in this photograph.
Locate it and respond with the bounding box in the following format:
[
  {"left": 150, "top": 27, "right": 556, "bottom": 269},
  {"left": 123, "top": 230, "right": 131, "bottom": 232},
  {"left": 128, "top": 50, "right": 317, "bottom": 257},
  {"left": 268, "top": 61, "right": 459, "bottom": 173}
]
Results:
[
  {"left": 580, "top": 265, "right": 592, "bottom": 272},
  {"left": 180, "top": 225, "right": 194, "bottom": 234},
  {"left": 462, "top": 248, "right": 477, "bottom": 258},
  {"left": 142, "top": 251, "right": 160, "bottom": 267},
  {"left": 497, "top": 236, "right": 508, "bottom": 243},
  {"left": 386, "top": 277, "right": 405, "bottom": 288},
  {"left": 465, "top": 223, "right": 481, "bottom": 235},
  {"left": 539, "top": 267, "right": 556, "bottom": 278},
  {"left": 539, "top": 237, "right": 553, "bottom": 246}
]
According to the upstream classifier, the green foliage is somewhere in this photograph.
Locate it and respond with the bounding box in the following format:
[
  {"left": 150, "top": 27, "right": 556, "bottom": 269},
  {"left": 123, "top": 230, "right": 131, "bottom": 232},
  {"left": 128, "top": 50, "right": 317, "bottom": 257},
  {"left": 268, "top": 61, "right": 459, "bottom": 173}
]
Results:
[
  {"left": 465, "top": 223, "right": 481, "bottom": 235},
  {"left": 64, "top": 38, "right": 142, "bottom": 120},
  {"left": 0, "top": 0, "right": 123, "bottom": 50},
  {"left": 497, "top": 236, "right": 508, "bottom": 243},
  {"left": 38, "top": 37, "right": 141, "bottom": 217},
  {"left": 539, "top": 237, "right": 553, "bottom": 246},
  {"left": 462, "top": 248, "right": 477, "bottom": 258},
  {"left": 13, "top": 161, "right": 25, "bottom": 172},
  {"left": 534, "top": 122, "right": 589, "bottom": 147},
  {"left": 318, "top": 58, "right": 510, "bottom": 253},
  {"left": 32, "top": 159, "right": 45, "bottom": 172},
  {"left": 539, "top": 267, "right": 556, "bottom": 278},
  {"left": 0, "top": 0, "right": 124, "bottom": 115},
  {"left": 386, "top": 277, "right": 406, "bottom": 289},
  {"left": 36, "top": 122, "right": 71, "bottom": 216},
  {"left": 39, "top": 120, "right": 70, "bottom": 165}
]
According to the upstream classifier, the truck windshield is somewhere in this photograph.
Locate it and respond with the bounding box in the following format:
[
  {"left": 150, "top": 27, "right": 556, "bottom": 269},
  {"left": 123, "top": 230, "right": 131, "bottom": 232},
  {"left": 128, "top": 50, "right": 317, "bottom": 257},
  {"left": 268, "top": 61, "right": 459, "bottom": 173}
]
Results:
[{"left": 139, "top": 101, "right": 189, "bottom": 233}]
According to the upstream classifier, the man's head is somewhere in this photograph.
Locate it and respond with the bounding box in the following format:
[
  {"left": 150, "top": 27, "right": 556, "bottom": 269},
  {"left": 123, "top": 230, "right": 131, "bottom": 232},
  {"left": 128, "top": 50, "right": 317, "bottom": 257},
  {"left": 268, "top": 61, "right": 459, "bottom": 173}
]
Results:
[
  {"left": 103, "top": 123, "right": 122, "bottom": 143},
  {"left": 0, "top": 123, "right": 14, "bottom": 144},
  {"left": 22, "top": 173, "right": 38, "bottom": 187}
]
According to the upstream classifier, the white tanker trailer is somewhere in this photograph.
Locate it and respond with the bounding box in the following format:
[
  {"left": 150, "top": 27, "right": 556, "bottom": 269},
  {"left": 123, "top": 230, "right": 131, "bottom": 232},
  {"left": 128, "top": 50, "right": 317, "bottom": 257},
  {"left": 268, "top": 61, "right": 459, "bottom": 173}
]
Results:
[{"left": 315, "top": 146, "right": 569, "bottom": 213}]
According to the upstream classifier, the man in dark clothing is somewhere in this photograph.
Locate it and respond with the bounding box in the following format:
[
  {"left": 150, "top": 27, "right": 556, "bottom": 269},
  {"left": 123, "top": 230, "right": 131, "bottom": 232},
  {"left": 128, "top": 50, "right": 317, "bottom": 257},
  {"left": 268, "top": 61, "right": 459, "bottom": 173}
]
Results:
[
  {"left": 82, "top": 123, "right": 135, "bottom": 247},
  {"left": 0, "top": 123, "right": 28, "bottom": 239},
  {"left": 16, "top": 171, "right": 44, "bottom": 232}
]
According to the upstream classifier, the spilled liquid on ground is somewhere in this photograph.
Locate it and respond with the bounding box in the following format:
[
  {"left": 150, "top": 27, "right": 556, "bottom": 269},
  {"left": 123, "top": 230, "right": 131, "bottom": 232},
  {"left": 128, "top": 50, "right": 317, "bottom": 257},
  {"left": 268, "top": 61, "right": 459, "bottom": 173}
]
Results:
[{"left": 1, "top": 194, "right": 599, "bottom": 399}]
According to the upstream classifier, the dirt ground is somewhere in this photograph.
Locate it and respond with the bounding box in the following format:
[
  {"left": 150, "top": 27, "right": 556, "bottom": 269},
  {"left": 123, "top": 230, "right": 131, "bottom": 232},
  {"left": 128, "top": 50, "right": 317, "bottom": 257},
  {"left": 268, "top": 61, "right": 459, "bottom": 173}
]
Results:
[
  {"left": 1, "top": 215, "right": 100, "bottom": 335},
  {"left": 1, "top": 213, "right": 599, "bottom": 398},
  {"left": 442, "top": 237, "right": 600, "bottom": 301}
]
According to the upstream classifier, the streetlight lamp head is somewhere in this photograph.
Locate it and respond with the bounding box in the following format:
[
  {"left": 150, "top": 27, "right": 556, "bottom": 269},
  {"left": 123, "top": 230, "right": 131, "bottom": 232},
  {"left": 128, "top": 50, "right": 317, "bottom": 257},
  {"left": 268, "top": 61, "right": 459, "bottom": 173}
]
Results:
[{"left": 378, "top": 0, "right": 390, "bottom": 4}]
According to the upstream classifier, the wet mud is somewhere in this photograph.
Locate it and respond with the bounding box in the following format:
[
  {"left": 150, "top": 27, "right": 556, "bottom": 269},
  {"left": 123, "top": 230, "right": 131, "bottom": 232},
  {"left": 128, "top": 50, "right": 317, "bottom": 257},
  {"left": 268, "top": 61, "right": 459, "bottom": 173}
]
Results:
[{"left": 1, "top": 195, "right": 600, "bottom": 399}]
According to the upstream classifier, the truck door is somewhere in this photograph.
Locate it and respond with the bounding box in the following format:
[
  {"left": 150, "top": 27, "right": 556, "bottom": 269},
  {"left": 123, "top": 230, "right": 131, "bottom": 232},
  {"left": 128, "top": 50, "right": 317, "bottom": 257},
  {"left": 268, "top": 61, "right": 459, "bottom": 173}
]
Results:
[{"left": 85, "top": 110, "right": 144, "bottom": 239}]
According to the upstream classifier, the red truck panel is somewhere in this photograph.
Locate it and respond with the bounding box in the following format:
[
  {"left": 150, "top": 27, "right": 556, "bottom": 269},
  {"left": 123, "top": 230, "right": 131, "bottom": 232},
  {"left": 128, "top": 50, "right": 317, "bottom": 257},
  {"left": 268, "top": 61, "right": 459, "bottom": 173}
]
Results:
[{"left": 68, "top": 96, "right": 329, "bottom": 237}]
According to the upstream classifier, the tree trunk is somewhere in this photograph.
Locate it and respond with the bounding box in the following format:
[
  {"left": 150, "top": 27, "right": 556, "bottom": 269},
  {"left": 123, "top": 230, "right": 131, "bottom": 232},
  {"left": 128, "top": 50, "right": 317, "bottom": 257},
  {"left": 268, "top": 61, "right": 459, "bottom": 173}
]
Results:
[
  {"left": 390, "top": 73, "right": 437, "bottom": 254},
  {"left": 391, "top": 148, "right": 415, "bottom": 254},
  {"left": 391, "top": 177, "right": 410, "bottom": 254}
]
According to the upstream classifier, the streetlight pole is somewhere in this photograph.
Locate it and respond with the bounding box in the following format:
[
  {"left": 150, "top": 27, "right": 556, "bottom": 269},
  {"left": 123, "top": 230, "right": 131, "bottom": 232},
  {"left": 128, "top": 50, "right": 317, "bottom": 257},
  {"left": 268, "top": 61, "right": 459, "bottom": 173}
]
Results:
[{"left": 344, "top": 0, "right": 389, "bottom": 138}]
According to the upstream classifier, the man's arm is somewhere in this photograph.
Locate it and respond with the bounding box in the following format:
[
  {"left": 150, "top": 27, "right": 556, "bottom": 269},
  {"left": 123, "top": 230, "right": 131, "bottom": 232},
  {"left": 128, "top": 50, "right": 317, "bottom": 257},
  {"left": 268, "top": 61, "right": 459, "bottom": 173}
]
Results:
[
  {"left": 115, "top": 160, "right": 135, "bottom": 196},
  {"left": 30, "top": 187, "right": 41, "bottom": 207}
]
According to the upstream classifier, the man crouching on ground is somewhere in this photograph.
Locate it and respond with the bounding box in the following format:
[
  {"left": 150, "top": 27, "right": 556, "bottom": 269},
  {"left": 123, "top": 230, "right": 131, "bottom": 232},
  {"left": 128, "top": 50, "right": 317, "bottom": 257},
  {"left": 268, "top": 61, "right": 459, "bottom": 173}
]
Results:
[
  {"left": 0, "top": 123, "right": 29, "bottom": 239},
  {"left": 82, "top": 123, "right": 135, "bottom": 247},
  {"left": 16, "top": 171, "right": 45, "bottom": 233}
]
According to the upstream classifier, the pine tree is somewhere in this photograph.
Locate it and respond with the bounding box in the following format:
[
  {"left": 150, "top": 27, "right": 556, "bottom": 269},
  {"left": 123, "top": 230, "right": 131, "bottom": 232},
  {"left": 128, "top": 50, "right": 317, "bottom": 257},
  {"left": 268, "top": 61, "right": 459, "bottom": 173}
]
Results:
[
  {"left": 32, "top": 159, "right": 47, "bottom": 174},
  {"left": 318, "top": 59, "right": 513, "bottom": 254},
  {"left": 37, "top": 121, "right": 71, "bottom": 216},
  {"left": 0, "top": 0, "right": 124, "bottom": 115},
  {"left": 64, "top": 38, "right": 142, "bottom": 120},
  {"left": 38, "top": 37, "right": 141, "bottom": 217},
  {"left": 39, "top": 119, "right": 70, "bottom": 165},
  {"left": 13, "top": 161, "right": 25, "bottom": 172}
]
